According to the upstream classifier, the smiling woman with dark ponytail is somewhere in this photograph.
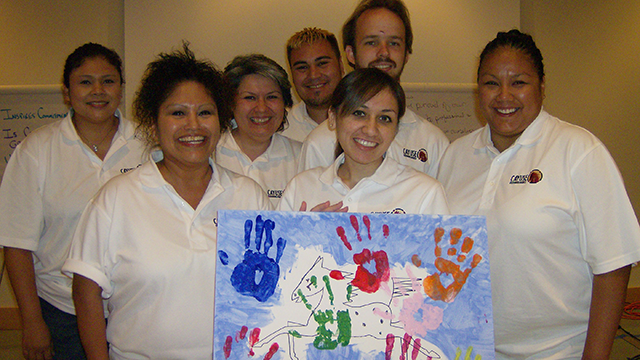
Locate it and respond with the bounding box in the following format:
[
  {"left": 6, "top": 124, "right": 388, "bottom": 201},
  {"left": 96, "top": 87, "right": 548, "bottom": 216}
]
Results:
[
  {"left": 0, "top": 43, "right": 146, "bottom": 360},
  {"left": 438, "top": 29, "right": 640, "bottom": 359}
]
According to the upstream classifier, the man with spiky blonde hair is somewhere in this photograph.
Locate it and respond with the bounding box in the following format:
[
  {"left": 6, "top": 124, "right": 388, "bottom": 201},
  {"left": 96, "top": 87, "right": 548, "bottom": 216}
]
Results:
[{"left": 282, "top": 27, "right": 344, "bottom": 142}]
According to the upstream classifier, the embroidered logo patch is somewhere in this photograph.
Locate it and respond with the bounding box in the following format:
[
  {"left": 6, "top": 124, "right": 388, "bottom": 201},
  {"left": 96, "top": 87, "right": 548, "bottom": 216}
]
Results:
[
  {"left": 403, "top": 148, "right": 428, "bottom": 163},
  {"left": 267, "top": 189, "right": 283, "bottom": 198},
  {"left": 509, "top": 169, "right": 543, "bottom": 184}
]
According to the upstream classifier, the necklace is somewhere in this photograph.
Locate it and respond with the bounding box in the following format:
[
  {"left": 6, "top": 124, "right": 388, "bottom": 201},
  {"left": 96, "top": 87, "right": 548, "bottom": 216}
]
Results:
[{"left": 74, "top": 118, "right": 118, "bottom": 153}]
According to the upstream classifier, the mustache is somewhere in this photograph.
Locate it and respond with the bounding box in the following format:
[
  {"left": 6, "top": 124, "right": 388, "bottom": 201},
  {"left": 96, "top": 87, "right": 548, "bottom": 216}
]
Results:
[{"left": 368, "top": 58, "right": 396, "bottom": 68}]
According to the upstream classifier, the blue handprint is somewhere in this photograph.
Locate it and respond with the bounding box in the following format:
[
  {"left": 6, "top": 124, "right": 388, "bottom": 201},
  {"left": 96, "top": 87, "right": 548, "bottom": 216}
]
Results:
[{"left": 220, "top": 215, "right": 286, "bottom": 302}]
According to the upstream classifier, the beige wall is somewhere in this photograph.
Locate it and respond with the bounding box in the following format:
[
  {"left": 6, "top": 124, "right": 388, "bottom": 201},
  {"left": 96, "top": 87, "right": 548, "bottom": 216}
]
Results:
[
  {"left": 0, "top": 0, "right": 124, "bottom": 308},
  {"left": 123, "top": 0, "right": 519, "bottom": 113},
  {"left": 0, "top": 0, "right": 124, "bottom": 85},
  {"left": 520, "top": 1, "right": 640, "bottom": 286}
]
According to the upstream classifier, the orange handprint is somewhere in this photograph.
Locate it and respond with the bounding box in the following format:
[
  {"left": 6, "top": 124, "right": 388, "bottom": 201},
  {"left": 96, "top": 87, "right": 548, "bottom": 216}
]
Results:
[{"left": 423, "top": 228, "right": 482, "bottom": 303}]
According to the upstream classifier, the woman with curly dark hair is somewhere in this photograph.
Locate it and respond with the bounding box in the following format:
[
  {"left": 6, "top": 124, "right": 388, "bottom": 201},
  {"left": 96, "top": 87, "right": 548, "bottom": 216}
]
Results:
[{"left": 63, "top": 43, "right": 270, "bottom": 359}]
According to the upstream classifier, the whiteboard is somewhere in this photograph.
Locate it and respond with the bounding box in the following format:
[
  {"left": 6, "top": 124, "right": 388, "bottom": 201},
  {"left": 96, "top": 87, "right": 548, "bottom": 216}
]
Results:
[
  {"left": 403, "top": 83, "right": 482, "bottom": 141},
  {"left": 0, "top": 85, "right": 68, "bottom": 180},
  {"left": 0, "top": 83, "right": 482, "bottom": 180}
]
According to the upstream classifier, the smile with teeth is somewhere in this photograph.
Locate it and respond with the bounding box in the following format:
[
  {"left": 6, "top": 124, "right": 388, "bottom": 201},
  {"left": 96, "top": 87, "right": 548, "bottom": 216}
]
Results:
[
  {"left": 354, "top": 138, "right": 377, "bottom": 148},
  {"left": 307, "top": 83, "right": 325, "bottom": 89},
  {"left": 179, "top": 135, "right": 205, "bottom": 144},
  {"left": 496, "top": 108, "right": 518, "bottom": 115},
  {"left": 250, "top": 117, "right": 270, "bottom": 124}
]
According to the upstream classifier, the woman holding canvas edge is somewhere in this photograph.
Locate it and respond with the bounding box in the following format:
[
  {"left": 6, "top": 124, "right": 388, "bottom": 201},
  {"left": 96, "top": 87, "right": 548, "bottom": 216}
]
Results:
[
  {"left": 437, "top": 29, "right": 640, "bottom": 358},
  {"left": 278, "top": 68, "right": 449, "bottom": 215},
  {"left": 64, "top": 44, "right": 270, "bottom": 359},
  {"left": 0, "top": 43, "right": 145, "bottom": 360}
]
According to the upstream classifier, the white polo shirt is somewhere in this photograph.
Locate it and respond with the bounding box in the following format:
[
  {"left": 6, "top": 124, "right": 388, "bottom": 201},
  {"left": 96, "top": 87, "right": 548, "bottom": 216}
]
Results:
[
  {"left": 0, "top": 110, "right": 145, "bottom": 314},
  {"left": 437, "top": 109, "right": 640, "bottom": 359},
  {"left": 63, "top": 152, "right": 271, "bottom": 360},
  {"left": 298, "top": 108, "right": 449, "bottom": 177},
  {"left": 281, "top": 102, "right": 322, "bottom": 142},
  {"left": 215, "top": 131, "right": 301, "bottom": 206},
  {"left": 279, "top": 153, "right": 449, "bottom": 215}
]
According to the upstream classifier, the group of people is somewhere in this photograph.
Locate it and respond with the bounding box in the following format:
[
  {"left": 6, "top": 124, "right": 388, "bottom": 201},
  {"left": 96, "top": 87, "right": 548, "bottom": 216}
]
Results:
[{"left": 0, "top": 0, "right": 639, "bottom": 359}]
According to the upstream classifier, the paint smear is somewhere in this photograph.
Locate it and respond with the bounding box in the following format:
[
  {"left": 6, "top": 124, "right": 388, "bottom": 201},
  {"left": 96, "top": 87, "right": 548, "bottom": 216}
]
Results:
[
  {"left": 401, "top": 333, "right": 412, "bottom": 360},
  {"left": 336, "top": 226, "right": 352, "bottom": 250},
  {"left": 412, "top": 338, "right": 422, "bottom": 360},
  {"left": 461, "top": 236, "right": 474, "bottom": 253},
  {"left": 363, "top": 215, "right": 371, "bottom": 240},
  {"left": 330, "top": 270, "right": 345, "bottom": 280},
  {"left": 223, "top": 336, "right": 232, "bottom": 359},
  {"left": 350, "top": 215, "right": 363, "bottom": 242},
  {"left": 236, "top": 325, "right": 248, "bottom": 342},
  {"left": 248, "top": 327, "right": 260, "bottom": 356},
  {"left": 449, "top": 228, "right": 462, "bottom": 245},
  {"left": 264, "top": 342, "right": 279, "bottom": 360},
  {"left": 411, "top": 254, "right": 422, "bottom": 267},
  {"left": 385, "top": 333, "right": 395, "bottom": 360}
]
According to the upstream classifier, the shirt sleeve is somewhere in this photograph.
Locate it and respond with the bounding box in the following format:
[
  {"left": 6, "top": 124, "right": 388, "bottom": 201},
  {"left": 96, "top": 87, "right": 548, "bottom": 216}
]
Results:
[
  {"left": 62, "top": 194, "right": 115, "bottom": 298},
  {"left": 0, "top": 140, "right": 44, "bottom": 250},
  {"left": 572, "top": 143, "right": 640, "bottom": 274},
  {"left": 277, "top": 177, "right": 297, "bottom": 212}
]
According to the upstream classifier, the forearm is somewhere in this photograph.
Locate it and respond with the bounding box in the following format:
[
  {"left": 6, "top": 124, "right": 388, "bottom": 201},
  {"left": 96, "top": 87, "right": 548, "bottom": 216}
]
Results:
[
  {"left": 4, "top": 247, "right": 54, "bottom": 359},
  {"left": 582, "top": 265, "right": 631, "bottom": 360},
  {"left": 72, "top": 274, "right": 109, "bottom": 360},
  {"left": 4, "top": 247, "right": 45, "bottom": 325}
]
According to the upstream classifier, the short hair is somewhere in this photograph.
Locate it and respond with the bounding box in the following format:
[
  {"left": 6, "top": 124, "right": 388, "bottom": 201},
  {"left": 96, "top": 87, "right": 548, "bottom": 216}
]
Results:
[
  {"left": 224, "top": 54, "right": 293, "bottom": 132},
  {"left": 478, "top": 29, "right": 545, "bottom": 81},
  {"left": 286, "top": 27, "right": 342, "bottom": 65},
  {"left": 63, "top": 43, "right": 123, "bottom": 88},
  {"left": 342, "top": 0, "right": 413, "bottom": 55},
  {"left": 133, "top": 42, "right": 233, "bottom": 147}
]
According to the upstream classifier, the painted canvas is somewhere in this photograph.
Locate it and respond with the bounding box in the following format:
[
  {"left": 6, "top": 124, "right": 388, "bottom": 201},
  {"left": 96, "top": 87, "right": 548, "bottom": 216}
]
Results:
[{"left": 214, "top": 210, "right": 493, "bottom": 360}]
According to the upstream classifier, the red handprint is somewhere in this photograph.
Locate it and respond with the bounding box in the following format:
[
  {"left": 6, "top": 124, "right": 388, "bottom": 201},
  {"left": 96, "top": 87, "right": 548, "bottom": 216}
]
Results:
[
  {"left": 335, "top": 215, "right": 390, "bottom": 294},
  {"left": 423, "top": 228, "right": 482, "bottom": 303}
]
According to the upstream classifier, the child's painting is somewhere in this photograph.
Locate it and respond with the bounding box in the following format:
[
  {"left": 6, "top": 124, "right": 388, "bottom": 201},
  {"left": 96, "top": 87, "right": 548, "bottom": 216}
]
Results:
[{"left": 214, "top": 210, "right": 493, "bottom": 360}]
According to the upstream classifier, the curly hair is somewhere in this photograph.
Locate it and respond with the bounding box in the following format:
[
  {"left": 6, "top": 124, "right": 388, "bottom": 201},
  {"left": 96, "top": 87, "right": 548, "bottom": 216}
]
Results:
[{"left": 132, "top": 42, "right": 233, "bottom": 147}]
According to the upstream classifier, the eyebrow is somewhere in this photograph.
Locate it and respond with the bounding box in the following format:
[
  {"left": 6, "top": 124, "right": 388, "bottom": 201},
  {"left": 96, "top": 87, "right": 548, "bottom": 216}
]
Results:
[
  {"left": 77, "top": 74, "right": 117, "bottom": 79},
  {"left": 361, "top": 34, "right": 404, "bottom": 41},
  {"left": 292, "top": 55, "right": 333, "bottom": 67},
  {"left": 358, "top": 104, "right": 398, "bottom": 114}
]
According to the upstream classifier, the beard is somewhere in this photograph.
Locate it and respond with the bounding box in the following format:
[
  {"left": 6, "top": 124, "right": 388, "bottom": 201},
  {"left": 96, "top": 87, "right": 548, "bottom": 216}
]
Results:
[{"left": 303, "top": 93, "right": 332, "bottom": 109}]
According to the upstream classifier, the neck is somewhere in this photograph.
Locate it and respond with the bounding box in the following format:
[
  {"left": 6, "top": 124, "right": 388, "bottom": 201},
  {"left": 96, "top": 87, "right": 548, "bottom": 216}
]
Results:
[
  {"left": 491, "top": 133, "right": 518, "bottom": 153},
  {"left": 305, "top": 103, "right": 330, "bottom": 125},
  {"left": 337, "top": 156, "right": 383, "bottom": 189},
  {"left": 232, "top": 130, "right": 271, "bottom": 161},
  {"left": 157, "top": 159, "right": 212, "bottom": 209},
  {"left": 72, "top": 115, "right": 119, "bottom": 159}
]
